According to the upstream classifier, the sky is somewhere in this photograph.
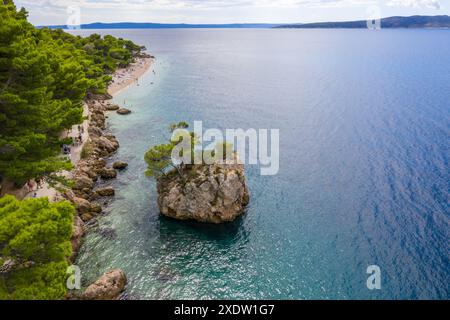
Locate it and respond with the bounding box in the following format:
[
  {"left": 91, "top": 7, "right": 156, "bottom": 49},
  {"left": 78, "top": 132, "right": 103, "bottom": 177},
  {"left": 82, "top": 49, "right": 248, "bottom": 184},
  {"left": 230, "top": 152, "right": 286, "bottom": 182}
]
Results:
[{"left": 15, "top": 0, "right": 450, "bottom": 26}]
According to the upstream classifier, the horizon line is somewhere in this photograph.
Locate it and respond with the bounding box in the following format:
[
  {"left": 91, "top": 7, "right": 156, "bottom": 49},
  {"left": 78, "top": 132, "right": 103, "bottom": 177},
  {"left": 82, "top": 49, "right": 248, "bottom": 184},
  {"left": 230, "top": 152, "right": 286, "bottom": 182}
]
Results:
[{"left": 38, "top": 14, "right": 450, "bottom": 28}]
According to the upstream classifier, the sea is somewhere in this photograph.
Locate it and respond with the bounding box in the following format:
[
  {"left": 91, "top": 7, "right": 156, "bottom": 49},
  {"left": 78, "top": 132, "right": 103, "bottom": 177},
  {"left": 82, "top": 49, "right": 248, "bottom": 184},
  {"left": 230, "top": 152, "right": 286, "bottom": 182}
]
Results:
[{"left": 70, "top": 29, "right": 450, "bottom": 299}]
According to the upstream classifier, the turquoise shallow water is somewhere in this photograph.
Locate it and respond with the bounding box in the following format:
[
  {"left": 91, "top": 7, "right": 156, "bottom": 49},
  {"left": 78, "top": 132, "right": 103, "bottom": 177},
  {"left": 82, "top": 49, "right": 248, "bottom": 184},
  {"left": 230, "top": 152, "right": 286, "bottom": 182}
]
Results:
[{"left": 73, "top": 29, "right": 450, "bottom": 299}]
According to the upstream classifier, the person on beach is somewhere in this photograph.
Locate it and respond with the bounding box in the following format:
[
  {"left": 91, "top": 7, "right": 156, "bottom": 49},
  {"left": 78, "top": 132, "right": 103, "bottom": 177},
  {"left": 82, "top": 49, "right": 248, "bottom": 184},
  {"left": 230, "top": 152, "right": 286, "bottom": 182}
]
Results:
[
  {"left": 26, "top": 180, "right": 34, "bottom": 192},
  {"left": 63, "top": 145, "right": 71, "bottom": 155},
  {"left": 79, "top": 134, "right": 83, "bottom": 144},
  {"left": 35, "top": 177, "right": 42, "bottom": 190}
]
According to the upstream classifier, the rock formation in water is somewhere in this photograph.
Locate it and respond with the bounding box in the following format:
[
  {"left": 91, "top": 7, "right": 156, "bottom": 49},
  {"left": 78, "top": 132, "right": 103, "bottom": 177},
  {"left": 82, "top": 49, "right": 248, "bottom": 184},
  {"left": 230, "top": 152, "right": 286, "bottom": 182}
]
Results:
[
  {"left": 113, "top": 161, "right": 128, "bottom": 170},
  {"left": 82, "top": 269, "right": 127, "bottom": 300},
  {"left": 117, "top": 108, "right": 131, "bottom": 115},
  {"left": 157, "top": 157, "right": 250, "bottom": 224},
  {"left": 105, "top": 103, "right": 120, "bottom": 111}
]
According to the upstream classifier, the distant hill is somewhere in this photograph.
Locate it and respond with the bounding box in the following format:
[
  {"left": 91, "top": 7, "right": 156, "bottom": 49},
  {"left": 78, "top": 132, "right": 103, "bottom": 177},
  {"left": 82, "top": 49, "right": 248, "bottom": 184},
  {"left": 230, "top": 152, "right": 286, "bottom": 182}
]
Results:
[
  {"left": 41, "top": 22, "right": 281, "bottom": 29},
  {"left": 40, "top": 16, "right": 450, "bottom": 30},
  {"left": 275, "top": 15, "right": 450, "bottom": 29}
]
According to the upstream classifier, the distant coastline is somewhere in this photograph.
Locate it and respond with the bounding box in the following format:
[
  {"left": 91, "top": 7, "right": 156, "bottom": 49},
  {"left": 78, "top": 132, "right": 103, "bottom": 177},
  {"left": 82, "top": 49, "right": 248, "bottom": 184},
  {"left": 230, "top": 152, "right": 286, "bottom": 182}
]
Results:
[
  {"left": 39, "top": 15, "right": 450, "bottom": 30},
  {"left": 276, "top": 15, "right": 450, "bottom": 29},
  {"left": 40, "top": 22, "right": 281, "bottom": 29}
]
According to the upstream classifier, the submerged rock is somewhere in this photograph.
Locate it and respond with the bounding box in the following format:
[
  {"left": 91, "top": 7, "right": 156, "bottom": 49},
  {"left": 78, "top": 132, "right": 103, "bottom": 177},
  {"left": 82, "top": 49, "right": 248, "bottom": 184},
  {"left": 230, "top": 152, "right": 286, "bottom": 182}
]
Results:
[
  {"left": 152, "top": 267, "right": 178, "bottom": 283},
  {"left": 82, "top": 269, "right": 127, "bottom": 300},
  {"left": 97, "top": 227, "right": 117, "bottom": 240},
  {"left": 157, "top": 157, "right": 250, "bottom": 224}
]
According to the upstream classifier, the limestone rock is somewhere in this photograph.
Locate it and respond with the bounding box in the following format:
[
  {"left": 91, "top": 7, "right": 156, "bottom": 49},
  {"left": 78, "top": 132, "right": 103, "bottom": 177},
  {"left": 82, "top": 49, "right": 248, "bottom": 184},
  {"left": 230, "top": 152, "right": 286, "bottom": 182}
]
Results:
[
  {"left": 70, "top": 216, "right": 85, "bottom": 261},
  {"left": 62, "top": 189, "right": 76, "bottom": 202},
  {"left": 157, "top": 159, "right": 250, "bottom": 224},
  {"left": 90, "top": 112, "right": 106, "bottom": 129},
  {"left": 82, "top": 269, "right": 127, "bottom": 300},
  {"left": 91, "top": 203, "right": 102, "bottom": 213},
  {"left": 90, "top": 158, "right": 107, "bottom": 169},
  {"left": 99, "top": 168, "right": 117, "bottom": 179},
  {"left": 86, "top": 92, "right": 112, "bottom": 101},
  {"left": 93, "top": 136, "right": 119, "bottom": 156},
  {"left": 106, "top": 104, "right": 120, "bottom": 111},
  {"left": 72, "top": 197, "right": 93, "bottom": 214},
  {"left": 73, "top": 174, "right": 94, "bottom": 191},
  {"left": 116, "top": 108, "right": 131, "bottom": 115},
  {"left": 113, "top": 161, "right": 128, "bottom": 170},
  {"left": 78, "top": 165, "right": 98, "bottom": 180},
  {"left": 96, "top": 186, "right": 115, "bottom": 197},
  {"left": 88, "top": 126, "right": 103, "bottom": 138},
  {"left": 80, "top": 213, "right": 94, "bottom": 222}
]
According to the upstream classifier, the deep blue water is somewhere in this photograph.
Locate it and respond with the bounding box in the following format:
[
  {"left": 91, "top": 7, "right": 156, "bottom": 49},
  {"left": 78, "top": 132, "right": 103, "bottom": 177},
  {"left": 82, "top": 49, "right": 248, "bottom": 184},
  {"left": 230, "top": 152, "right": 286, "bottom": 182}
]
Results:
[{"left": 73, "top": 29, "right": 450, "bottom": 299}]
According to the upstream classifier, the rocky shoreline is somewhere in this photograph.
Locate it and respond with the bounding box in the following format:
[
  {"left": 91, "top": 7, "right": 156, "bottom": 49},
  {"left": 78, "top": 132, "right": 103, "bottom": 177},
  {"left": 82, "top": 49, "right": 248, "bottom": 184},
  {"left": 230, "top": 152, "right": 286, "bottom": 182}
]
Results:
[
  {"left": 63, "top": 98, "right": 121, "bottom": 256},
  {"left": 63, "top": 56, "right": 152, "bottom": 300}
]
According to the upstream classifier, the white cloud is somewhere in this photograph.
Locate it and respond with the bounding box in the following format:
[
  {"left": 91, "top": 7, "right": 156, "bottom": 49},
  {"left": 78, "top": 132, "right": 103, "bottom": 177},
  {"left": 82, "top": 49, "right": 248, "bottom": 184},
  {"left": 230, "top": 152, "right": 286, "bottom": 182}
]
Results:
[
  {"left": 386, "top": 0, "right": 441, "bottom": 9},
  {"left": 17, "top": 0, "right": 378, "bottom": 11},
  {"left": 15, "top": 0, "right": 448, "bottom": 25}
]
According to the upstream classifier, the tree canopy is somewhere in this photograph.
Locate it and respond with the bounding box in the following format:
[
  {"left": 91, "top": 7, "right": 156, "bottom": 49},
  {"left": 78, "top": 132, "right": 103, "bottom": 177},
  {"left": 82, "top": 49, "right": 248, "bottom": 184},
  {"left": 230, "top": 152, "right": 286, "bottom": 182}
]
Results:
[
  {"left": 0, "top": 0, "right": 144, "bottom": 185},
  {"left": 0, "top": 195, "right": 74, "bottom": 299},
  {"left": 145, "top": 122, "right": 194, "bottom": 179},
  {"left": 0, "top": 0, "right": 145, "bottom": 300},
  {"left": 144, "top": 122, "right": 234, "bottom": 180}
]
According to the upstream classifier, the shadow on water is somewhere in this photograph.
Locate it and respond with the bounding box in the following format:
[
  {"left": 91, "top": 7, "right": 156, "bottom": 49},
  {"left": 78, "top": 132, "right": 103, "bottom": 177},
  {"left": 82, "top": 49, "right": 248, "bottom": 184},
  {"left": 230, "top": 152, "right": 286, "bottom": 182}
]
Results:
[
  {"left": 157, "top": 209, "right": 250, "bottom": 243},
  {"left": 139, "top": 211, "right": 252, "bottom": 299}
]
